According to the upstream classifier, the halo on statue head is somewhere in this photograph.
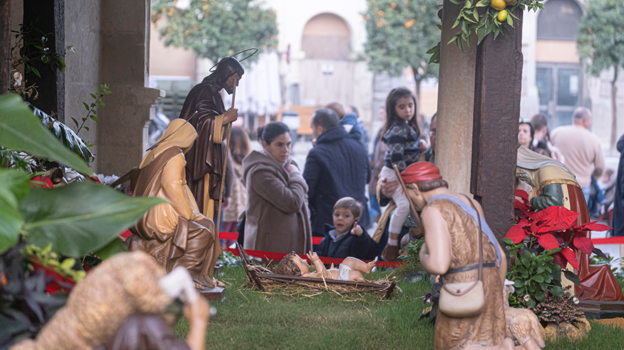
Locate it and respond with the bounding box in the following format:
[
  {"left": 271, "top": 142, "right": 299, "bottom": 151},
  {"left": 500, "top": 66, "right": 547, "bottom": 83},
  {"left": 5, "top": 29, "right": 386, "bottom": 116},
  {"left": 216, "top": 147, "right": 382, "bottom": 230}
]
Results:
[{"left": 208, "top": 47, "right": 259, "bottom": 72}]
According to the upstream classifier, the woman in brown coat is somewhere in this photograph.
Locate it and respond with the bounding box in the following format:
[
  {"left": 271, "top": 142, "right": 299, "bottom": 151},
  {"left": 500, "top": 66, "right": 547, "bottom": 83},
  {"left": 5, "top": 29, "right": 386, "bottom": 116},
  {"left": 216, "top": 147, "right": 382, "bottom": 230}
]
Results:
[{"left": 242, "top": 122, "right": 312, "bottom": 254}]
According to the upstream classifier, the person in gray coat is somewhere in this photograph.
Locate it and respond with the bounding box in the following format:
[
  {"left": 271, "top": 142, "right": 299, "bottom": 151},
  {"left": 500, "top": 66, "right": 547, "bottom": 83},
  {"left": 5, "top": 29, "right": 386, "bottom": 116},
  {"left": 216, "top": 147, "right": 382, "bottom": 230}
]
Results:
[{"left": 242, "top": 122, "right": 312, "bottom": 253}]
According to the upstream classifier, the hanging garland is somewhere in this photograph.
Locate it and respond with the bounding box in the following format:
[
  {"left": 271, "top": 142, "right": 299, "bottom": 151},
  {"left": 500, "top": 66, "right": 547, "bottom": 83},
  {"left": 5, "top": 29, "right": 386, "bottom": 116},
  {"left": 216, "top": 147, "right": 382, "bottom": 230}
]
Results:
[{"left": 427, "top": 0, "right": 544, "bottom": 62}]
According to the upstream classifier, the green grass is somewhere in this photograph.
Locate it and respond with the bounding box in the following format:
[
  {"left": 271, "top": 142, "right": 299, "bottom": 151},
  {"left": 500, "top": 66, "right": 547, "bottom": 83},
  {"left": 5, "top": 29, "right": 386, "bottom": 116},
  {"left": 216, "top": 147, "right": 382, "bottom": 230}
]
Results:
[{"left": 174, "top": 266, "right": 624, "bottom": 350}]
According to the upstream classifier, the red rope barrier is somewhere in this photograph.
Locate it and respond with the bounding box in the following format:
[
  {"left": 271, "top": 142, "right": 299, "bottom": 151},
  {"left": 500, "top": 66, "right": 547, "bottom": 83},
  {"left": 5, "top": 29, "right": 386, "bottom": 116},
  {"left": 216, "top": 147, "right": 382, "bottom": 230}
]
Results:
[
  {"left": 591, "top": 236, "right": 624, "bottom": 245},
  {"left": 219, "top": 232, "right": 323, "bottom": 245}
]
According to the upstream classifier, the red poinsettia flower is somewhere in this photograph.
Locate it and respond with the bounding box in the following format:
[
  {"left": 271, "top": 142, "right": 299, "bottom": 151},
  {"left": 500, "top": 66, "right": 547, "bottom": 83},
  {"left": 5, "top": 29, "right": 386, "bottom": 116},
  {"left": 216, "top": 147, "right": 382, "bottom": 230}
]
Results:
[
  {"left": 506, "top": 225, "right": 528, "bottom": 244},
  {"left": 30, "top": 175, "right": 53, "bottom": 189},
  {"left": 537, "top": 233, "right": 559, "bottom": 250},
  {"left": 90, "top": 176, "right": 102, "bottom": 184}
]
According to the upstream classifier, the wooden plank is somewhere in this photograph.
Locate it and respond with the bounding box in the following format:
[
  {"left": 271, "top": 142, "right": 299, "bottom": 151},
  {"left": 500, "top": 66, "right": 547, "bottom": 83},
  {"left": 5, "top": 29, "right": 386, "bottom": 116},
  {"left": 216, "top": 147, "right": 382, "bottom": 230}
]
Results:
[
  {"left": 470, "top": 8, "right": 524, "bottom": 240},
  {"left": 578, "top": 300, "right": 624, "bottom": 311},
  {"left": 259, "top": 273, "right": 392, "bottom": 289}
]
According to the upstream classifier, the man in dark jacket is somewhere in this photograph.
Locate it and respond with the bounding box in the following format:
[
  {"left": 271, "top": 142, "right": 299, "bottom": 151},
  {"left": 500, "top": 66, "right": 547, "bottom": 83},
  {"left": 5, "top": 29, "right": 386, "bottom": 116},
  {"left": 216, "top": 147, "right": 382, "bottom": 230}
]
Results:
[
  {"left": 613, "top": 134, "right": 624, "bottom": 236},
  {"left": 304, "top": 109, "right": 371, "bottom": 237}
]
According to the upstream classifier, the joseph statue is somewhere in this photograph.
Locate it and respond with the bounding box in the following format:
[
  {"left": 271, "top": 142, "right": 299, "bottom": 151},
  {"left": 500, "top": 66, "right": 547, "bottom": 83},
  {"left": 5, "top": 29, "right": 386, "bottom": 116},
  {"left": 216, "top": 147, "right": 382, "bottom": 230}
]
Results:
[
  {"left": 129, "top": 119, "right": 223, "bottom": 290},
  {"left": 179, "top": 57, "right": 244, "bottom": 218}
]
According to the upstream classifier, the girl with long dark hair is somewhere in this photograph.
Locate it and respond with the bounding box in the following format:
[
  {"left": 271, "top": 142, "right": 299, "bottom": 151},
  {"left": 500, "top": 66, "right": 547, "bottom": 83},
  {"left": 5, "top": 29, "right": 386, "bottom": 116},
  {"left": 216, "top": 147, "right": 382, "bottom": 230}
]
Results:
[{"left": 379, "top": 87, "right": 422, "bottom": 260}]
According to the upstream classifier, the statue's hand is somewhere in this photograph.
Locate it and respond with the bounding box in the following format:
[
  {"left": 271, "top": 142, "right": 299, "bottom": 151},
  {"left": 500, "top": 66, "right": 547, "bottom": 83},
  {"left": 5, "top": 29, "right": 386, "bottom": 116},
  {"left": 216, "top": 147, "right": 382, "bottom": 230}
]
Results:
[{"left": 224, "top": 108, "right": 238, "bottom": 124}]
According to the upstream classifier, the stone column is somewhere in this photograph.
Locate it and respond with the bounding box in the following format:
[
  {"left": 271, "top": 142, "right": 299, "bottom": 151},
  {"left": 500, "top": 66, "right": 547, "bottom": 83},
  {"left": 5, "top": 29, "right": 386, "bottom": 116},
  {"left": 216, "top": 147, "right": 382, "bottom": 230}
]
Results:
[
  {"left": 435, "top": 0, "right": 478, "bottom": 195},
  {"left": 97, "top": 0, "right": 163, "bottom": 175},
  {"left": 0, "top": 0, "right": 9, "bottom": 94}
]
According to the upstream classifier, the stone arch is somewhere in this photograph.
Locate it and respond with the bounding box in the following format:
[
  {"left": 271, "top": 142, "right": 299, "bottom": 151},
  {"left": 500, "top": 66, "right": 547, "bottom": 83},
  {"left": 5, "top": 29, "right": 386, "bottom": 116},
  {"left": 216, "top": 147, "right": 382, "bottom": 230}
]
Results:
[
  {"left": 301, "top": 13, "right": 351, "bottom": 60},
  {"left": 537, "top": 0, "right": 583, "bottom": 41}
]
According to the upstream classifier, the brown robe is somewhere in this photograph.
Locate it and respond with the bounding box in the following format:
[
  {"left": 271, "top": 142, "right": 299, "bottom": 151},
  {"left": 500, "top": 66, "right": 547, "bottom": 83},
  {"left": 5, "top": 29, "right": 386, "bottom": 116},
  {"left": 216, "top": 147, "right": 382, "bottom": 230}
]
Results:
[
  {"left": 242, "top": 150, "right": 312, "bottom": 254},
  {"left": 179, "top": 81, "right": 227, "bottom": 214},
  {"left": 429, "top": 199, "right": 506, "bottom": 350},
  {"left": 129, "top": 147, "right": 222, "bottom": 289}
]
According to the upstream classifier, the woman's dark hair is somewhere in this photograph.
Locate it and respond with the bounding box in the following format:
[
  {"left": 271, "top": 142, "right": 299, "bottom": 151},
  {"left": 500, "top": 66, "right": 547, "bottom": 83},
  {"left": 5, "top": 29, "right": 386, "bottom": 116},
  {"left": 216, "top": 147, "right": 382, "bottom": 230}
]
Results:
[
  {"left": 257, "top": 122, "right": 290, "bottom": 145},
  {"left": 383, "top": 87, "right": 420, "bottom": 137},
  {"left": 519, "top": 120, "right": 534, "bottom": 143},
  {"left": 229, "top": 127, "right": 251, "bottom": 164}
]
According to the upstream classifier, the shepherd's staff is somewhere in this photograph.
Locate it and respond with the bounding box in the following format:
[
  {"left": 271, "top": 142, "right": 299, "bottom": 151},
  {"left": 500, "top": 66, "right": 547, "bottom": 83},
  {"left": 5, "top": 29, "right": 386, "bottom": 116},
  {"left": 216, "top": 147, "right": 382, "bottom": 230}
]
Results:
[
  {"left": 393, "top": 164, "right": 423, "bottom": 229},
  {"left": 215, "top": 77, "right": 238, "bottom": 235}
]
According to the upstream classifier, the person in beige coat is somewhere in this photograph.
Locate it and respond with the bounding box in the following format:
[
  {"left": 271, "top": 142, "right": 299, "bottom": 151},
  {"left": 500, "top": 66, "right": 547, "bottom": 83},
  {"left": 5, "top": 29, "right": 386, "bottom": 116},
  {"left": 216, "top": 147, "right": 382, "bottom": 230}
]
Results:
[{"left": 242, "top": 122, "right": 312, "bottom": 254}]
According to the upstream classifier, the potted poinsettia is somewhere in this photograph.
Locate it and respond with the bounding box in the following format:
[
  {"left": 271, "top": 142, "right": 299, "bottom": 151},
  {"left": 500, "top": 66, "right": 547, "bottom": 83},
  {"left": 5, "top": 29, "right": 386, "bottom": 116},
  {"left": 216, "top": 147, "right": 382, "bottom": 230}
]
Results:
[
  {"left": 503, "top": 190, "right": 611, "bottom": 308},
  {"left": 506, "top": 190, "right": 610, "bottom": 273}
]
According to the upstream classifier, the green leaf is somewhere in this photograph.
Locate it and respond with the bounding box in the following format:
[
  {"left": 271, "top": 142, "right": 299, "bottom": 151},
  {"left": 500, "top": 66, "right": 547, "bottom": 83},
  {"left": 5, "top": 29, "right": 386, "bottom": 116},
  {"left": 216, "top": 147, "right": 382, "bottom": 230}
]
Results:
[
  {"left": 98, "top": 100, "right": 106, "bottom": 107},
  {"left": 84, "top": 127, "right": 90, "bottom": 131},
  {"left": 71, "top": 117, "right": 79, "bottom": 128},
  {"left": 502, "top": 238, "right": 513, "bottom": 245},
  {"left": 563, "top": 270, "right": 580, "bottom": 287},
  {"left": 89, "top": 115, "right": 99, "bottom": 123},
  {"left": 536, "top": 266, "right": 545, "bottom": 274},
  {"left": 83, "top": 102, "right": 90, "bottom": 111},
  {"left": 93, "top": 238, "right": 127, "bottom": 260},
  {"left": 0, "top": 169, "right": 31, "bottom": 253},
  {"left": 526, "top": 299, "right": 535, "bottom": 308},
  {"left": 60, "top": 258, "right": 76, "bottom": 270},
  {"left": 30, "top": 66, "right": 40, "bottom": 77},
  {"left": 0, "top": 94, "right": 92, "bottom": 174},
  {"left": 104, "top": 90, "right": 112, "bottom": 95},
  {"left": 20, "top": 181, "right": 164, "bottom": 258},
  {"left": 551, "top": 285, "right": 563, "bottom": 297},
  {"left": 90, "top": 93, "right": 97, "bottom": 99},
  {"left": 506, "top": 15, "right": 513, "bottom": 27},
  {"left": 476, "top": 0, "right": 489, "bottom": 6},
  {"left": 533, "top": 275, "right": 544, "bottom": 283},
  {"left": 535, "top": 292, "right": 544, "bottom": 302}
]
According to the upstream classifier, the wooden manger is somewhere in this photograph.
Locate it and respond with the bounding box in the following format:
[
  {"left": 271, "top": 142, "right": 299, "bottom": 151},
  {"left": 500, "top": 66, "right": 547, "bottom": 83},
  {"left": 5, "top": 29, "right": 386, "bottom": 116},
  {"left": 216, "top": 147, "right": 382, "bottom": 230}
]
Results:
[{"left": 236, "top": 244, "right": 397, "bottom": 299}]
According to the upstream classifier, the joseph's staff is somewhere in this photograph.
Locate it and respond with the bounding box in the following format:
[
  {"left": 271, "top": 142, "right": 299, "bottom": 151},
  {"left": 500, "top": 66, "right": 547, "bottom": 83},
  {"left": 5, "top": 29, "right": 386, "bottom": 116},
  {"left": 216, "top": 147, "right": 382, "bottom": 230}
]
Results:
[
  {"left": 215, "top": 78, "right": 238, "bottom": 234},
  {"left": 393, "top": 164, "right": 423, "bottom": 229}
]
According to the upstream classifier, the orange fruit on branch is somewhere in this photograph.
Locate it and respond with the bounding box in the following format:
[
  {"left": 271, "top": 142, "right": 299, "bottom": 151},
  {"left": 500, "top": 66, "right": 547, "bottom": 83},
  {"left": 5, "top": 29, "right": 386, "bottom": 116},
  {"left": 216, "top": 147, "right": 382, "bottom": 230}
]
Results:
[
  {"left": 491, "top": 0, "right": 506, "bottom": 11},
  {"left": 498, "top": 9, "right": 508, "bottom": 22}
]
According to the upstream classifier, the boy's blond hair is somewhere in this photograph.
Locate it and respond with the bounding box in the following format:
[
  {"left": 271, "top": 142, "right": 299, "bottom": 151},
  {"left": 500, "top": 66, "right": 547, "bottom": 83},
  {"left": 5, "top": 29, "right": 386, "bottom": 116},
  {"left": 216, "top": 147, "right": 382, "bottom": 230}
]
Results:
[{"left": 333, "top": 197, "right": 362, "bottom": 218}]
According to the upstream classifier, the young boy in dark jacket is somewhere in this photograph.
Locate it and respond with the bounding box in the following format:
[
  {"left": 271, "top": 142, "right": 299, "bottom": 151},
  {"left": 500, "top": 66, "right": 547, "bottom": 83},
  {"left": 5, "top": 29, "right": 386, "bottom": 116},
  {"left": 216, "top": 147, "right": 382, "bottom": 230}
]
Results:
[{"left": 315, "top": 197, "right": 378, "bottom": 260}]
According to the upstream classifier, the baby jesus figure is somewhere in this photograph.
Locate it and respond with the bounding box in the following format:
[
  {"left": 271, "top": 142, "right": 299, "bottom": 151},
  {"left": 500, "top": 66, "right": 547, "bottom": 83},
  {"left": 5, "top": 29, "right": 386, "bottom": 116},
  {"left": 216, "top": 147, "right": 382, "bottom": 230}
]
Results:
[{"left": 275, "top": 252, "right": 376, "bottom": 282}]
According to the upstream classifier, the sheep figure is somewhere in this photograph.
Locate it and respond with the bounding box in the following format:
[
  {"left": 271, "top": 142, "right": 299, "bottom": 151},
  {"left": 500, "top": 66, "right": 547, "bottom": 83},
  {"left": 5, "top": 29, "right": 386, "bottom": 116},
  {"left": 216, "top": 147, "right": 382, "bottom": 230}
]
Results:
[{"left": 503, "top": 280, "right": 546, "bottom": 349}]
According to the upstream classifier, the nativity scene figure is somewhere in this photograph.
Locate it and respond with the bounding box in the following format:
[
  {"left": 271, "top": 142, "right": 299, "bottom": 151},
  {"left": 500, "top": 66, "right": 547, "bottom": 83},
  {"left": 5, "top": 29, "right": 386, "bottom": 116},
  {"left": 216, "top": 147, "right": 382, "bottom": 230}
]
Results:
[
  {"left": 128, "top": 119, "right": 223, "bottom": 291},
  {"left": 275, "top": 252, "right": 376, "bottom": 282},
  {"left": 515, "top": 145, "right": 623, "bottom": 302},
  {"left": 401, "top": 162, "right": 541, "bottom": 350},
  {"left": 179, "top": 56, "right": 244, "bottom": 219}
]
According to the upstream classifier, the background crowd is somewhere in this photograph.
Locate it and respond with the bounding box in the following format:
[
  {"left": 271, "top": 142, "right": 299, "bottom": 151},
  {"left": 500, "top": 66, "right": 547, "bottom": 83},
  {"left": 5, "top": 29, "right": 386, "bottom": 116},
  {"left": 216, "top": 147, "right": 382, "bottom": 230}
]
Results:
[
  {"left": 518, "top": 107, "right": 624, "bottom": 237},
  {"left": 215, "top": 88, "right": 624, "bottom": 263}
]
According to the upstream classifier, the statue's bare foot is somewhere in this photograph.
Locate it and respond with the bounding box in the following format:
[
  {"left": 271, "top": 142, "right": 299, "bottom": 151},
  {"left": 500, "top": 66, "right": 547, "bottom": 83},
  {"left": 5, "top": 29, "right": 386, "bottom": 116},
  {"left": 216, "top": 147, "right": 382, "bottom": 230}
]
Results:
[
  {"left": 194, "top": 282, "right": 206, "bottom": 291},
  {"left": 214, "top": 279, "right": 226, "bottom": 288},
  {"left": 365, "top": 260, "right": 376, "bottom": 274}
]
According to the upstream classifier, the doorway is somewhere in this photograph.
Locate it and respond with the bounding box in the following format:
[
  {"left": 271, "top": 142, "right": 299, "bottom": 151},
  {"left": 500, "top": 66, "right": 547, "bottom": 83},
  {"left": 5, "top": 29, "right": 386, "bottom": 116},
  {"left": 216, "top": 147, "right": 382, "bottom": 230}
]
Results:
[{"left": 535, "top": 63, "right": 581, "bottom": 128}]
